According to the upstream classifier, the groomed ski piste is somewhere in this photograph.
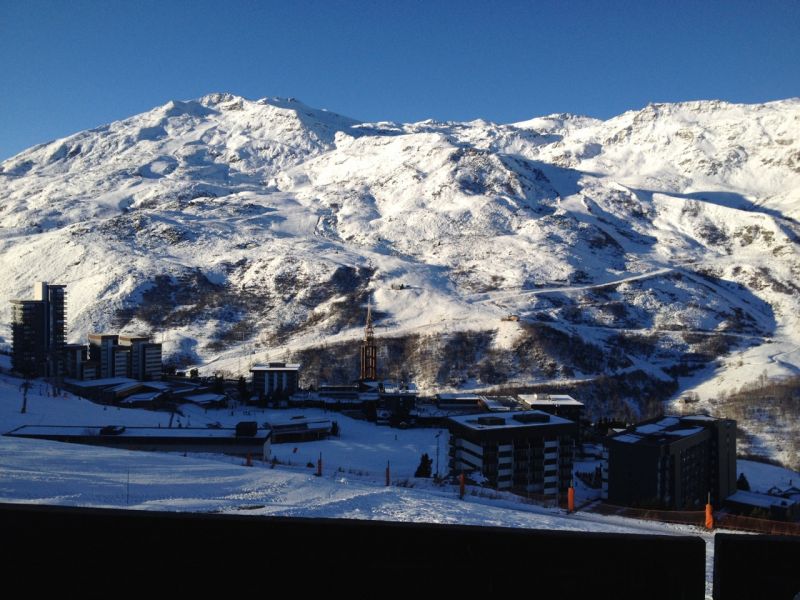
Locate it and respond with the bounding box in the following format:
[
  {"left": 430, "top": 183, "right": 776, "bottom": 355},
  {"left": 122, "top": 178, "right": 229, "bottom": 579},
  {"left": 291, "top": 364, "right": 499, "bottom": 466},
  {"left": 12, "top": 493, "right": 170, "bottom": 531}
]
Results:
[{"left": 1, "top": 363, "right": 797, "bottom": 598}]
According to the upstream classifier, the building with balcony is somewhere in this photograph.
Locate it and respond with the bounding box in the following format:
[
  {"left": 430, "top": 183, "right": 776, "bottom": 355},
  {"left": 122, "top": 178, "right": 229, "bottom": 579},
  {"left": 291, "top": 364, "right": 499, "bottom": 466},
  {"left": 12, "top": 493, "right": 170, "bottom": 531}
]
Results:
[
  {"left": 88, "top": 334, "right": 120, "bottom": 379},
  {"left": 602, "top": 414, "right": 737, "bottom": 509},
  {"left": 251, "top": 362, "right": 300, "bottom": 403},
  {"left": 447, "top": 410, "right": 577, "bottom": 502},
  {"left": 10, "top": 282, "right": 67, "bottom": 377},
  {"left": 119, "top": 335, "right": 162, "bottom": 381},
  {"left": 87, "top": 333, "right": 162, "bottom": 381}
]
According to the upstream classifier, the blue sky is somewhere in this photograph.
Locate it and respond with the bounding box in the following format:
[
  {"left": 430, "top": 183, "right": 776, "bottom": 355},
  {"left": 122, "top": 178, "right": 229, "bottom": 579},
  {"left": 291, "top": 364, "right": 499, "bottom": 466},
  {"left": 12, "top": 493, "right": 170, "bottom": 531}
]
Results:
[{"left": 1, "top": 0, "right": 798, "bottom": 160}]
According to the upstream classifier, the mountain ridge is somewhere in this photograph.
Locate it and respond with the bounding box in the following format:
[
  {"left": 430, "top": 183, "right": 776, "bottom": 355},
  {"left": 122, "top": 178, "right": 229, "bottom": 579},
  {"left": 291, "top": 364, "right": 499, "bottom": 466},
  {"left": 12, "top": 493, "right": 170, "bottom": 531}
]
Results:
[{"left": 1, "top": 94, "right": 799, "bottom": 467}]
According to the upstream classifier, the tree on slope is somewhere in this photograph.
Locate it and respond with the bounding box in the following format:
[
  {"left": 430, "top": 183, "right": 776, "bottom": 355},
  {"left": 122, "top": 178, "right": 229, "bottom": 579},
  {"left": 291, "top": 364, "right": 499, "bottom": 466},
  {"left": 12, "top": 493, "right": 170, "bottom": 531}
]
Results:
[
  {"left": 736, "top": 472, "right": 751, "bottom": 491},
  {"left": 415, "top": 453, "right": 433, "bottom": 478}
]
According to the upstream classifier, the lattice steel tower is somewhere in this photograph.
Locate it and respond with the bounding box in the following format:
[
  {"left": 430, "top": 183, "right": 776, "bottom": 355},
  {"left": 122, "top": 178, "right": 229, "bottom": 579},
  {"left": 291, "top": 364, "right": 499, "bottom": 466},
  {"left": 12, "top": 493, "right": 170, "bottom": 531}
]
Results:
[{"left": 359, "top": 301, "right": 377, "bottom": 381}]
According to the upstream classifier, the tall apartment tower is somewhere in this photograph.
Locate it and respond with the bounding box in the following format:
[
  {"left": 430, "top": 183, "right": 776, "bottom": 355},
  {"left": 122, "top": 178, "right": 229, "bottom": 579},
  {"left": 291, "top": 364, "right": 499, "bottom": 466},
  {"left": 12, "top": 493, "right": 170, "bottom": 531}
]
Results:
[
  {"left": 11, "top": 282, "right": 67, "bottom": 377},
  {"left": 359, "top": 301, "right": 377, "bottom": 381},
  {"left": 119, "top": 334, "right": 162, "bottom": 380},
  {"left": 602, "top": 414, "right": 737, "bottom": 509},
  {"left": 88, "top": 333, "right": 119, "bottom": 379}
]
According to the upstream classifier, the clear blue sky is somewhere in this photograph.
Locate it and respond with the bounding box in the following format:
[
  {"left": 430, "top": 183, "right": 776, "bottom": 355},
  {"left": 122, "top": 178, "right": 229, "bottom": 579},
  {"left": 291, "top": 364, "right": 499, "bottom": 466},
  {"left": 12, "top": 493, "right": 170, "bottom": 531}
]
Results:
[{"left": 1, "top": 0, "right": 798, "bottom": 160}]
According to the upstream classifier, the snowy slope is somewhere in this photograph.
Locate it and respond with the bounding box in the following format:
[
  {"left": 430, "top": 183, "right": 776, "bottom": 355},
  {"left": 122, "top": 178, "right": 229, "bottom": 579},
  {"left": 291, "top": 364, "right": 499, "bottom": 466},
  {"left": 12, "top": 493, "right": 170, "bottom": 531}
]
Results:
[
  {"left": 1, "top": 95, "right": 799, "bottom": 463},
  {"left": 0, "top": 378, "right": 716, "bottom": 593},
  {"left": 2, "top": 356, "right": 799, "bottom": 599}
]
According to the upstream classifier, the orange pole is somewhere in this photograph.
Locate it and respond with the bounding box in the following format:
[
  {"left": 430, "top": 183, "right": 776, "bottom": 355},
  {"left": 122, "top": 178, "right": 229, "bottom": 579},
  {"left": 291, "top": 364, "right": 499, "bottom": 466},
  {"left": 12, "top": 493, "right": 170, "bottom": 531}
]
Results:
[
  {"left": 705, "top": 493, "right": 714, "bottom": 530},
  {"left": 568, "top": 485, "right": 575, "bottom": 513},
  {"left": 459, "top": 471, "right": 465, "bottom": 499},
  {"left": 317, "top": 453, "right": 322, "bottom": 477},
  {"left": 385, "top": 461, "right": 390, "bottom": 486}
]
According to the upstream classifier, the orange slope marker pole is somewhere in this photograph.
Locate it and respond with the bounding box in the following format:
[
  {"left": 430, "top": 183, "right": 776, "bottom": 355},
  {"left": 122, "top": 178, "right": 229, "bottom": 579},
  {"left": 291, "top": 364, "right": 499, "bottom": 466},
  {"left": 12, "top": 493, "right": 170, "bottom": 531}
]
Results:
[{"left": 705, "top": 492, "right": 714, "bottom": 530}]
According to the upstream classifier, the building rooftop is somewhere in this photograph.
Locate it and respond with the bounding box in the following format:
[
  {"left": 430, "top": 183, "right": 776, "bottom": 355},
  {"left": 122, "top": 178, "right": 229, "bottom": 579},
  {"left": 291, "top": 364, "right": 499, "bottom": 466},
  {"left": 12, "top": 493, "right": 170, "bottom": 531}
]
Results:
[
  {"left": 448, "top": 410, "right": 573, "bottom": 431},
  {"left": 379, "top": 381, "right": 418, "bottom": 395},
  {"left": 119, "top": 392, "right": 162, "bottom": 404},
  {"left": 437, "top": 393, "right": 483, "bottom": 402},
  {"left": 265, "top": 417, "right": 332, "bottom": 431},
  {"left": 727, "top": 490, "right": 799, "bottom": 510},
  {"left": 108, "top": 381, "right": 148, "bottom": 394},
  {"left": 185, "top": 393, "right": 226, "bottom": 405},
  {"left": 64, "top": 376, "right": 139, "bottom": 388},
  {"left": 481, "top": 397, "right": 512, "bottom": 412},
  {"left": 608, "top": 415, "right": 725, "bottom": 446},
  {"left": 251, "top": 363, "right": 301, "bottom": 371},
  {"left": 518, "top": 393, "right": 584, "bottom": 407},
  {"left": 7, "top": 425, "right": 270, "bottom": 440}
]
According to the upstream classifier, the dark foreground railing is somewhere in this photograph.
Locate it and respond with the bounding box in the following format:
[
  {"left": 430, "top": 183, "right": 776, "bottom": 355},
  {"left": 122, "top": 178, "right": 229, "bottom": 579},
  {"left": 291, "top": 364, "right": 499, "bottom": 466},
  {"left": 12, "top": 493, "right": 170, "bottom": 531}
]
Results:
[
  {"left": 0, "top": 502, "right": 704, "bottom": 598},
  {"left": 714, "top": 533, "right": 800, "bottom": 599}
]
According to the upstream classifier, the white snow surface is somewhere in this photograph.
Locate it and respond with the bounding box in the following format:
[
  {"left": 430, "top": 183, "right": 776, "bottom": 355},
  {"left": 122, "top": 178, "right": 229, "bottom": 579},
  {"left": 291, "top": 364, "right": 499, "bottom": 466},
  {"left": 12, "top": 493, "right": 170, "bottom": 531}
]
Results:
[
  {"left": 1, "top": 366, "right": 798, "bottom": 599},
  {"left": 1, "top": 94, "right": 800, "bottom": 465}
]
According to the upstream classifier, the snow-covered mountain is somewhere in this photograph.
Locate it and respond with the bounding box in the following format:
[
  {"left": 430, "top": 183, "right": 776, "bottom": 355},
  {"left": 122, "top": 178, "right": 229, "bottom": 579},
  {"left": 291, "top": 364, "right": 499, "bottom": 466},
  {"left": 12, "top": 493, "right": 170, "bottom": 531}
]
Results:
[{"left": 1, "top": 93, "right": 799, "bottom": 464}]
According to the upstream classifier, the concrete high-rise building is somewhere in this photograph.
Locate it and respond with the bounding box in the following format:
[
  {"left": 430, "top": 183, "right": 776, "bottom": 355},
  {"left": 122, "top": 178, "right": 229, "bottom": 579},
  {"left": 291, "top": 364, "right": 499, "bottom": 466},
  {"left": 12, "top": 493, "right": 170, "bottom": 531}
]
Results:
[
  {"left": 602, "top": 415, "right": 737, "bottom": 509},
  {"left": 448, "top": 411, "right": 577, "bottom": 501},
  {"left": 88, "top": 333, "right": 119, "bottom": 379},
  {"left": 112, "top": 345, "right": 130, "bottom": 378},
  {"left": 88, "top": 333, "right": 162, "bottom": 381},
  {"left": 118, "top": 335, "right": 162, "bottom": 380},
  {"left": 10, "top": 300, "right": 46, "bottom": 377},
  {"left": 63, "top": 344, "right": 87, "bottom": 379},
  {"left": 251, "top": 362, "right": 300, "bottom": 402},
  {"left": 10, "top": 282, "right": 67, "bottom": 377}
]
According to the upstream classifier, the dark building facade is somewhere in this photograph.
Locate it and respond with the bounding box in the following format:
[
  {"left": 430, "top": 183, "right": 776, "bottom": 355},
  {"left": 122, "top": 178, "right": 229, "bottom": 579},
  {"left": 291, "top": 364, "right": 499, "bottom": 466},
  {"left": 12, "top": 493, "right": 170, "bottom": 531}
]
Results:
[
  {"left": 63, "top": 344, "right": 88, "bottom": 379},
  {"left": 251, "top": 363, "right": 300, "bottom": 402},
  {"left": 11, "top": 282, "right": 67, "bottom": 377},
  {"left": 88, "top": 333, "right": 119, "bottom": 379},
  {"left": 448, "top": 411, "right": 577, "bottom": 501},
  {"left": 360, "top": 302, "right": 377, "bottom": 381},
  {"left": 87, "top": 333, "right": 162, "bottom": 381},
  {"left": 602, "top": 415, "right": 737, "bottom": 509},
  {"left": 119, "top": 335, "right": 162, "bottom": 381}
]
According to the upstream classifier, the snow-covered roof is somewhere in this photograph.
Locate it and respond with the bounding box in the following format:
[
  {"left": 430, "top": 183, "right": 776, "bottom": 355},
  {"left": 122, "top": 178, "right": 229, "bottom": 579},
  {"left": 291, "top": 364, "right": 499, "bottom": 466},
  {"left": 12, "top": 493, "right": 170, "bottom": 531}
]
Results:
[
  {"left": 185, "top": 393, "right": 226, "bottom": 405},
  {"left": 379, "top": 381, "right": 418, "bottom": 395},
  {"left": 610, "top": 415, "right": 715, "bottom": 445},
  {"left": 681, "top": 415, "right": 717, "bottom": 422},
  {"left": 251, "top": 363, "right": 301, "bottom": 371},
  {"left": 437, "top": 393, "right": 482, "bottom": 401},
  {"left": 119, "top": 392, "right": 161, "bottom": 404},
  {"left": 448, "top": 410, "right": 573, "bottom": 431},
  {"left": 518, "top": 393, "right": 583, "bottom": 407},
  {"left": 145, "top": 381, "right": 190, "bottom": 391},
  {"left": 481, "top": 397, "right": 511, "bottom": 412},
  {"left": 663, "top": 427, "right": 705, "bottom": 437},
  {"left": 614, "top": 434, "right": 643, "bottom": 444},
  {"left": 8, "top": 425, "right": 269, "bottom": 440},
  {"left": 635, "top": 424, "right": 664, "bottom": 434},
  {"left": 65, "top": 377, "right": 138, "bottom": 388},
  {"left": 109, "top": 381, "right": 146, "bottom": 394},
  {"left": 727, "top": 490, "right": 798, "bottom": 509},
  {"left": 265, "top": 417, "right": 332, "bottom": 432}
]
